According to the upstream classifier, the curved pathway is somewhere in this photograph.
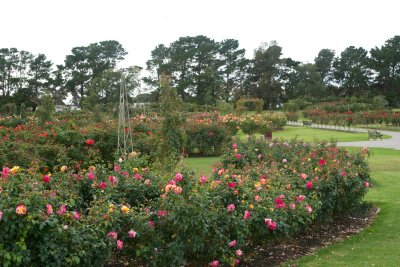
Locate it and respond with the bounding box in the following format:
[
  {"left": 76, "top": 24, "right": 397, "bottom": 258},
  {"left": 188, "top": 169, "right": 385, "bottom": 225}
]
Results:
[
  {"left": 291, "top": 122, "right": 400, "bottom": 150},
  {"left": 337, "top": 128, "right": 400, "bottom": 150}
]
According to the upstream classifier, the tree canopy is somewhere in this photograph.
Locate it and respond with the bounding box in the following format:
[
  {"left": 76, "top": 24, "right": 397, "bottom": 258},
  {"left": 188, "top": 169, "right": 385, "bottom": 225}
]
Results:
[{"left": 2, "top": 35, "right": 400, "bottom": 111}]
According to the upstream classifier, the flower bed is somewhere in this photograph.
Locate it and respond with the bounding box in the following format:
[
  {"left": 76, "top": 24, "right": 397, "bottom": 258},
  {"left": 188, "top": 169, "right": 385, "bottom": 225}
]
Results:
[{"left": 0, "top": 139, "right": 371, "bottom": 266}]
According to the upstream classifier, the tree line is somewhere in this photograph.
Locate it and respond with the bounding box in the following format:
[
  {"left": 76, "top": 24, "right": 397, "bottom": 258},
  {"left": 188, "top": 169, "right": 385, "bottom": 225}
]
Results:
[{"left": 1, "top": 35, "right": 400, "bottom": 112}]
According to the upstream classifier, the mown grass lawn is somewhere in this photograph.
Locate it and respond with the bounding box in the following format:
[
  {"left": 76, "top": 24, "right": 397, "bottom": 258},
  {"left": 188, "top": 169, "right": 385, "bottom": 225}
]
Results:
[
  {"left": 185, "top": 145, "right": 400, "bottom": 266},
  {"left": 183, "top": 156, "right": 219, "bottom": 178}
]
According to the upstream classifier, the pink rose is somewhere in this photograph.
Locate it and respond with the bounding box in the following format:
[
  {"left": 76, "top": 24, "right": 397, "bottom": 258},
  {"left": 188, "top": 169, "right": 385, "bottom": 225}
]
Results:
[
  {"left": 174, "top": 186, "right": 183, "bottom": 195},
  {"left": 0, "top": 210, "right": 3, "bottom": 221},
  {"left": 174, "top": 173, "right": 183, "bottom": 182},
  {"left": 99, "top": 182, "right": 107, "bottom": 189},
  {"left": 107, "top": 231, "right": 118, "bottom": 239},
  {"left": 306, "top": 181, "right": 313, "bottom": 189},
  {"left": 228, "top": 240, "right": 237, "bottom": 247},
  {"left": 57, "top": 205, "right": 67, "bottom": 216},
  {"left": 1, "top": 167, "right": 10, "bottom": 179},
  {"left": 108, "top": 176, "right": 118, "bottom": 186},
  {"left": 244, "top": 210, "right": 251, "bottom": 220},
  {"left": 235, "top": 249, "right": 243, "bottom": 257},
  {"left": 227, "top": 182, "right": 236, "bottom": 188},
  {"left": 235, "top": 154, "right": 242, "bottom": 159},
  {"left": 274, "top": 197, "right": 286, "bottom": 209},
  {"left": 282, "top": 158, "right": 287, "bottom": 163},
  {"left": 364, "top": 181, "right": 370, "bottom": 188},
  {"left": 289, "top": 203, "right": 296, "bottom": 210},
  {"left": 134, "top": 173, "right": 142, "bottom": 180},
  {"left": 116, "top": 240, "right": 124, "bottom": 250},
  {"left": 268, "top": 221, "right": 277, "bottom": 231},
  {"left": 265, "top": 218, "right": 277, "bottom": 230},
  {"left": 87, "top": 172, "right": 95, "bottom": 180},
  {"left": 296, "top": 195, "right": 306, "bottom": 202},
  {"left": 305, "top": 205, "right": 313, "bottom": 213},
  {"left": 157, "top": 210, "right": 168, "bottom": 217},
  {"left": 264, "top": 218, "right": 272, "bottom": 225},
  {"left": 46, "top": 204, "right": 53, "bottom": 215},
  {"left": 128, "top": 229, "right": 137, "bottom": 238},
  {"left": 209, "top": 260, "right": 219, "bottom": 267},
  {"left": 73, "top": 211, "right": 80, "bottom": 220},
  {"left": 227, "top": 204, "right": 235, "bottom": 212},
  {"left": 300, "top": 173, "right": 308, "bottom": 179},
  {"left": 200, "top": 175, "right": 207, "bottom": 184}
]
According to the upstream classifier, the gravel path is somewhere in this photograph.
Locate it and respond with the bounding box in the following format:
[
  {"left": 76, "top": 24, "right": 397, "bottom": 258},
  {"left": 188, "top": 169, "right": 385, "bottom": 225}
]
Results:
[{"left": 291, "top": 122, "right": 400, "bottom": 150}]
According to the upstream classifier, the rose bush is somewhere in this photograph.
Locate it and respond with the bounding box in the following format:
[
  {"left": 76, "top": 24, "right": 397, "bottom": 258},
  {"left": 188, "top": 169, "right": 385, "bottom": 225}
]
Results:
[{"left": 1, "top": 136, "right": 371, "bottom": 266}]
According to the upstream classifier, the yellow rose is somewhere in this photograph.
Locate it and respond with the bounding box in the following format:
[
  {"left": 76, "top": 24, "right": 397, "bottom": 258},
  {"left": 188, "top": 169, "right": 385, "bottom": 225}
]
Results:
[
  {"left": 60, "top": 166, "right": 68, "bottom": 172},
  {"left": 249, "top": 204, "right": 254, "bottom": 210},
  {"left": 133, "top": 168, "right": 139, "bottom": 173},
  {"left": 121, "top": 205, "right": 130, "bottom": 214},
  {"left": 10, "top": 166, "right": 21, "bottom": 174}
]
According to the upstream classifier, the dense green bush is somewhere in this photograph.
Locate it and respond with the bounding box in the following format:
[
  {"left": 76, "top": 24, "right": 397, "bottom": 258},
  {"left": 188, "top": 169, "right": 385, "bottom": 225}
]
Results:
[
  {"left": 184, "top": 121, "right": 231, "bottom": 156},
  {"left": 235, "top": 98, "right": 264, "bottom": 113},
  {"left": 240, "top": 112, "right": 286, "bottom": 136},
  {"left": 285, "top": 112, "right": 300, "bottom": 122}
]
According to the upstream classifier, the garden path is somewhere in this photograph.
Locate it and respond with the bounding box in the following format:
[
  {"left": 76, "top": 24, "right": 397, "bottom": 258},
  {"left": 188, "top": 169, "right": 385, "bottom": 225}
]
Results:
[{"left": 291, "top": 122, "right": 400, "bottom": 150}]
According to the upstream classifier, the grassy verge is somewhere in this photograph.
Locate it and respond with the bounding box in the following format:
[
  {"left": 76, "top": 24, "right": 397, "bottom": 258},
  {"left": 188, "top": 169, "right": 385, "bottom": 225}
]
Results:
[{"left": 294, "top": 148, "right": 400, "bottom": 266}]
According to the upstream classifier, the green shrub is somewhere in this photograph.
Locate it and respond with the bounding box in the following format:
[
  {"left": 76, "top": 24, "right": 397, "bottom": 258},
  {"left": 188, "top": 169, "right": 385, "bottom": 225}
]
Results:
[
  {"left": 236, "top": 98, "right": 264, "bottom": 113},
  {"left": 184, "top": 121, "right": 231, "bottom": 156}
]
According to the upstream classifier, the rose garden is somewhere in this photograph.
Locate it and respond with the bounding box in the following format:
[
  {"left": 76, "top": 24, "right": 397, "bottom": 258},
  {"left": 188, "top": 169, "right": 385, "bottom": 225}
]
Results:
[
  {"left": 0, "top": 97, "right": 381, "bottom": 266},
  {"left": 2, "top": 35, "right": 400, "bottom": 266}
]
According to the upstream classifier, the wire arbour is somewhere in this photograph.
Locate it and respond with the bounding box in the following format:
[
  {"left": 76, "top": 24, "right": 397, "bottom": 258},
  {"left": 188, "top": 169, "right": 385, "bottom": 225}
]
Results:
[{"left": 117, "top": 75, "right": 133, "bottom": 158}]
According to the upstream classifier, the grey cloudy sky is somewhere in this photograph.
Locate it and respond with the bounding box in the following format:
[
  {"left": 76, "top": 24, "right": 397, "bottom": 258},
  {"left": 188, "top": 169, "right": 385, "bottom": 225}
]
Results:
[{"left": 2, "top": 0, "right": 400, "bottom": 67}]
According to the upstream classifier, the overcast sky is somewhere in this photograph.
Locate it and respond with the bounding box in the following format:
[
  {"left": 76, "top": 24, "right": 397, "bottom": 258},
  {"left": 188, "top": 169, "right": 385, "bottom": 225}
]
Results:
[{"left": 2, "top": 0, "right": 400, "bottom": 68}]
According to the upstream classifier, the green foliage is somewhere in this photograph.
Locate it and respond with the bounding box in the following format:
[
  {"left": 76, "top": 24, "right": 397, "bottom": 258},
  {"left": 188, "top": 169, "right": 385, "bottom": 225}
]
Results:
[
  {"left": 145, "top": 36, "right": 247, "bottom": 105},
  {"left": 239, "top": 112, "right": 286, "bottom": 136},
  {"left": 35, "top": 95, "right": 55, "bottom": 125},
  {"left": 283, "top": 100, "right": 300, "bottom": 112},
  {"left": 235, "top": 97, "right": 264, "bottom": 113},
  {"left": 184, "top": 121, "right": 231, "bottom": 156},
  {"left": 155, "top": 74, "right": 185, "bottom": 174},
  {"left": 284, "top": 112, "right": 299, "bottom": 122},
  {"left": 372, "top": 95, "right": 389, "bottom": 110}
]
